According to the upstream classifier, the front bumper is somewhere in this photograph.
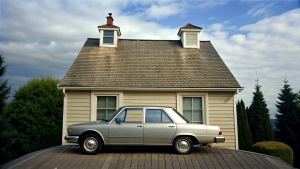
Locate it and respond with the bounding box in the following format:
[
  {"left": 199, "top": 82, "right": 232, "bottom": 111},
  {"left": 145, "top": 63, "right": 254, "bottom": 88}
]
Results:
[
  {"left": 65, "top": 135, "right": 79, "bottom": 143},
  {"left": 215, "top": 135, "right": 225, "bottom": 143}
]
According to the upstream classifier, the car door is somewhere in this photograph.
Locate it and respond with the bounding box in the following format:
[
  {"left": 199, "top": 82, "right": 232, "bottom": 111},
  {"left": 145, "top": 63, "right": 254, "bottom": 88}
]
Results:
[
  {"left": 143, "top": 109, "right": 176, "bottom": 145},
  {"left": 108, "top": 108, "right": 144, "bottom": 145}
]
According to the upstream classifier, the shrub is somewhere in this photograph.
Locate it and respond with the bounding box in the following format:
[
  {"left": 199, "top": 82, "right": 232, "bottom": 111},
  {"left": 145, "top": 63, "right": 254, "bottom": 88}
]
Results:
[{"left": 252, "top": 141, "right": 293, "bottom": 166}]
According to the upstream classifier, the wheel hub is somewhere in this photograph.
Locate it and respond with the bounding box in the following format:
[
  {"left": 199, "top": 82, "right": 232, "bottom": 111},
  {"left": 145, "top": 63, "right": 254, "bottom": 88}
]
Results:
[
  {"left": 178, "top": 139, "right": 190, "bottom": 152},
  {"left": 84, "top": 137, "right": 98, "bottom": 151}
]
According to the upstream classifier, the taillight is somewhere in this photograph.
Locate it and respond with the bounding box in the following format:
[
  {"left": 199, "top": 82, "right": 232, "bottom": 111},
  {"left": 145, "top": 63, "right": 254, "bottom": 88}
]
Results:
[{"left": 219, "top": 131, "right": 222, "bottom": 135}]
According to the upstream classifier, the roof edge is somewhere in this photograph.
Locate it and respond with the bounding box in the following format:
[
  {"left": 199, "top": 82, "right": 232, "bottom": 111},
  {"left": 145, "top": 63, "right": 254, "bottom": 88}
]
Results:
[{"left": 57, "top": 86, "right": 244, "bottom": 92}]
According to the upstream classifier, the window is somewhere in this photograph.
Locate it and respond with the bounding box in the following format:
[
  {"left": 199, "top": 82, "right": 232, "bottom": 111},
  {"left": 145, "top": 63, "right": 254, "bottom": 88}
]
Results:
[
  {"left": 186, "top": 33, "right": 197, "bottom": 46},
  {"left": 103, "top": 30, "right": 114, "bottom": 43},
  {"left": 182, "top": 97, "right": 203, "bottom": 123},
  {"left": 146, "top": 109, "right": 173, "bottom": 123},
  {"left": 97, "top": 96, "right": 117, "bottom": 120},
  {"left": 118, "top": 108, "right": 143, "bottom": 123}
]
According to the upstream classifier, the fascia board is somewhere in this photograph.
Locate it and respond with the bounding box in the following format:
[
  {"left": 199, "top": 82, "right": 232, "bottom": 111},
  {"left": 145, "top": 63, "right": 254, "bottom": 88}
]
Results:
[{"left": 57, "top": 86, "right": 244, "bottom": 92}]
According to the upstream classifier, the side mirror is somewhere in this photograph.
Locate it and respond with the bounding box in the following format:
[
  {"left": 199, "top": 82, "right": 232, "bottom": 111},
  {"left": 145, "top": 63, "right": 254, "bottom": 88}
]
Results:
[{"left": 116, "top": 117, "right": 120, "bottom": 124}]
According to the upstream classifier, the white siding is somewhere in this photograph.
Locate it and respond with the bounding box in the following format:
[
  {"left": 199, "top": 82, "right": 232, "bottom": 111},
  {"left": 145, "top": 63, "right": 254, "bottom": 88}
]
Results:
[
  {"left": 208, "top": 92, "right": 236, "bottom": 149},
  {"left": 123, "top": 91, "right": 177, "bottom": 108},
  {"left": 66, "top": 90, "right": 91, "bottom": 126}
]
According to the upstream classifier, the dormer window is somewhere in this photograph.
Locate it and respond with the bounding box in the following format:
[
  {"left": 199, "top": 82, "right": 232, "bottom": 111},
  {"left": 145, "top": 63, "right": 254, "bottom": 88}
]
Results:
[
  {"left": 103, "top": 30, "right": 114, "bottom": 44},
  {"left": 177, "top": 23, "right": 202, "bottom": 49},
  {"left": 98, "top": 13, "right": 121, "bottom": 48}
]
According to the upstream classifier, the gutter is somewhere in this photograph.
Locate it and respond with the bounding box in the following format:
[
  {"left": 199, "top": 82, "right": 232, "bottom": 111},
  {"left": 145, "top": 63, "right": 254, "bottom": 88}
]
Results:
[{"left": 57, "top": 86, "right": 244, "bottom": 92}]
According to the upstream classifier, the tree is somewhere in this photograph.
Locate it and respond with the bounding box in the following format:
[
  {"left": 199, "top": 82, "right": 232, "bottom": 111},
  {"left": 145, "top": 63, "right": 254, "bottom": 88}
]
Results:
[
  {"left": 247, "top": 80, "right": 274, "bottom": 144},
  {"left": 3, "top": 76, "right": 63, "bottom": 158},
  {"left": 237, "top": 100, "right": 252, "bottom": 151},
  {"left": 0, "top": 54, "right": 13, "bottom": 165},
  {"left": 0, "top": 54, "right": 11, "bottom": 113},
  {"left": 275, "top": 79, "right": 300, "bottom": 167}
]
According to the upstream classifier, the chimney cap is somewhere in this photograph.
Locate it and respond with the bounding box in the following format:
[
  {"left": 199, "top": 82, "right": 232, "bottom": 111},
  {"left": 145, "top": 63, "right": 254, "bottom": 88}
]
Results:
[{"left": 108, "top": 13, "right": 112, "bottom": 17}]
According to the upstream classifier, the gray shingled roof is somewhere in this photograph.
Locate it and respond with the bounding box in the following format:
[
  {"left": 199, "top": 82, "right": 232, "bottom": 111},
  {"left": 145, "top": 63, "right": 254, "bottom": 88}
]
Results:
[{"left": 58, "top": 39, "right": 241, "bottom": 88}]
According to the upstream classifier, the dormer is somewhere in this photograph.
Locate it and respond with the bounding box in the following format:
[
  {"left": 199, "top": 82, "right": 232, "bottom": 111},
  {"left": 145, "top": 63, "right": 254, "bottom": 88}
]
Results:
[
  {"left": 98, "top": 13, "right": 121, "bottom": 47},
  {"left": 177, "top": 23, "right": 202, "bottom": 49}
]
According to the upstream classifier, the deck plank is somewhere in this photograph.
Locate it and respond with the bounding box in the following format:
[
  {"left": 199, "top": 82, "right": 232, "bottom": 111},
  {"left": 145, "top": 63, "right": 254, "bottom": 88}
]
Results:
[{"left": 1, "top": 145, "right": 295, "bottom": 169}]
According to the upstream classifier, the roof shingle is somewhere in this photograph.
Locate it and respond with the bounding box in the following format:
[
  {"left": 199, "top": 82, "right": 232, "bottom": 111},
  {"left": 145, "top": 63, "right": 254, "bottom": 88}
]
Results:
[{"left": 59, "top": 39, "right": 241, "bottom": 88}]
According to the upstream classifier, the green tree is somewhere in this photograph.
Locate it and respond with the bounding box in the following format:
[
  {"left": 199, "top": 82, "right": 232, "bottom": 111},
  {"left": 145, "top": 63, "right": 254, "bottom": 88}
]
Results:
[
  {"left": 0, "top": 54, "right": 13, "bottom": 165},
  {"left": 3, "top": 76, "right": 63, "bottom": 158},
  {"left": 247, "top": 81, "right": 274, "bottom": 144},
  {"left": 0, "top": 54, "right": 11, "bottom": 113},
  {"left": 237, "top": 100, "right": 252, "bottom": 151},
  {"left": 275, "top": 79, "right": 300, "bottom": 167}
]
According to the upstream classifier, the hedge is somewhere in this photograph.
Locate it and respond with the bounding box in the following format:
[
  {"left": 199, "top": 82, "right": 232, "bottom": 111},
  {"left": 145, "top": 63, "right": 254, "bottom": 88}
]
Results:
[{"left": 252, "top": 141, "right": 293, "bottom": 166}]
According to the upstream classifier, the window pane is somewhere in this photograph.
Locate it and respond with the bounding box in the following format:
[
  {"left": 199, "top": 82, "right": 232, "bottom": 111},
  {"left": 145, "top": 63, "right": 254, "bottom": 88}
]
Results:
[
  {"left": 162, "top": 111, "right": 172, "bottom": 123},
  {"left": 103, "top": 37, "right": 114, "bottom": 43},
  {"left": 193, "top": 97, "right": 202, "bottom": 110},
  {"left": 97, "top": 96, "right": 117, "bottom": 120},
  {"left": 97, "top": 96, "right": 106, "bottom": 108},
  {"left": 104, "top": 30, "right": 114, "bottom": 36},
  {"left": 183, "top": 97, "right": 192, "bottom": 110},
  {"left": 193, "top": 110, "right": 203, "bottom": 122},
  {"left": 125, "top": 109, "right": 143, "bottom": 122},
  {"left": 107, "top": 96, "right": 116, "bottom": 108},
  {"left": 107, "top": 109, "right": 115, "bottom": 118},
  {"left": 118, "top": 110, "right": 126, "bottom": 122},
  {"left": 146, "top": 109, "right": 161, "bottom": 123},
  {"left": 183, "top": 110, "right": 192, "bottom": 121},
  {"left": 97, "top": 109, "right": 106, "bottom": 120}
]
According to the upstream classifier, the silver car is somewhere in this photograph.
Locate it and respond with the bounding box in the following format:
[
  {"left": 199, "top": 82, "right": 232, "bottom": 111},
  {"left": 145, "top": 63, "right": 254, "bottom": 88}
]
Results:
[{"left": 65, "top": 106, "right": 225, "bottom": 154}]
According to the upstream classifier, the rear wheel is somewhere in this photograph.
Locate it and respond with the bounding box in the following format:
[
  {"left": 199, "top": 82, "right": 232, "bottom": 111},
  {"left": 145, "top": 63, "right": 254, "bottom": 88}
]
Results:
[
  {"left": 80, "top": 134, "right": 102, "bottom": 155},
  {"left": 173, "top": 136, "right": 193, "bottom": 154}
]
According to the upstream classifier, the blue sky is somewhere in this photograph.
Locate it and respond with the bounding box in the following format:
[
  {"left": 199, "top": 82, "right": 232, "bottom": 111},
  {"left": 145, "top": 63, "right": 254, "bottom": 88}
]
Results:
[{"left": 1, "top": 0, "right": 300, "bottom": 119}]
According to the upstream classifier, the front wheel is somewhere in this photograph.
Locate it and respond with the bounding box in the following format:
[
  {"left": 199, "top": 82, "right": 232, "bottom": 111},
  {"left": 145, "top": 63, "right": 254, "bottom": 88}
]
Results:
[
  {"left": 173, "top": 136, "right": 193, "bottom": 154},
  {"left": 80, "top": 134, "right": 102, "bottom": 155}
]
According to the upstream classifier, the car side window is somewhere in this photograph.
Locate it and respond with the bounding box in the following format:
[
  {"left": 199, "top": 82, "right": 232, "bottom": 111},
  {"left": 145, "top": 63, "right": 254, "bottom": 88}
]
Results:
[
  {"left": 118, "top": 108, "right": 143, "bottom": 123},
  {"left": 146, "top": 109, "right": 173, "bottom": 123}
]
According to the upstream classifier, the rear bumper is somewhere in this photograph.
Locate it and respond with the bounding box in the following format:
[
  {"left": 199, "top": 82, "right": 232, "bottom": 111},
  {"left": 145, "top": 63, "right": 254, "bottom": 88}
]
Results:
[
  {"left": 215, "top": 136, "right": 225, "bottom": 143},
  {"left": 65, "top": 135, "right": 79, "bottom": 143}
]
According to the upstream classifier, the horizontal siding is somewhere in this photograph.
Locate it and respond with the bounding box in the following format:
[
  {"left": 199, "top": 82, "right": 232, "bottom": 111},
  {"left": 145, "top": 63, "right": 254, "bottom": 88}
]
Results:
[
  {"left": 66, "top": 90, "right": 91, "bottom": 127},
  {"left": 208, "top": 91, "right": 235, "bottom": 149},
  {"left": 123, "top": 91, "right": 176, "bottom": 108}
]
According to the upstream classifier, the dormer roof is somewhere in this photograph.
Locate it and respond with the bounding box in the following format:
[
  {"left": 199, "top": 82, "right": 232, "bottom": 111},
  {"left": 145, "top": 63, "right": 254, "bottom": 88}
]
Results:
[{"left": 177, "top": 23, "right": 202, "bottom": 36}]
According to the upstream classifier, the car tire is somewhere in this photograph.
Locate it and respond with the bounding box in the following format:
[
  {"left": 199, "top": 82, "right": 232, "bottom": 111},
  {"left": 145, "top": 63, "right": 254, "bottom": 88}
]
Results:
[
  {"left": 80, "top": 134, "right": 102, "bottom": 155},
  {"left": 173, "top": 136, "right": 193, "bottom": 154}
]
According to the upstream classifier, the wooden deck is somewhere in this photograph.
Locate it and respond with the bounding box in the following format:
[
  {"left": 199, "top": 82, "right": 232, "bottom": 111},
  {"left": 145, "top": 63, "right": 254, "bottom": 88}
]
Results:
[{"left": 1, "top": 145, "right": 294, "bottom": 169}]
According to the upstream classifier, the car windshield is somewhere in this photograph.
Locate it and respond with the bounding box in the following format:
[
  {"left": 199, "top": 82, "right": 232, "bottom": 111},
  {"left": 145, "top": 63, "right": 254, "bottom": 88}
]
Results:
[
  {"left": 172, "top": 108, "right": 190, "bottom": 123},
  {"left": 103, "top": 107, "right": 124, "bottom": 122}
]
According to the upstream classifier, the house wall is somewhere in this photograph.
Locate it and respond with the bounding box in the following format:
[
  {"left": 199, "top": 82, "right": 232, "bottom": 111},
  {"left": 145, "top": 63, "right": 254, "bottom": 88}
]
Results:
[
  {"left": 208, "top": 92, "right": 235, "bottom": 149},
  {"left": 62, "top": 90, "right": 236, "bottom": 149}
]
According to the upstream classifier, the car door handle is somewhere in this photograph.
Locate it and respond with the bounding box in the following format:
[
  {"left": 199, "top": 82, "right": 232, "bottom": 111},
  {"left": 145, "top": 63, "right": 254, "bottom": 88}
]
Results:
[
  {"left": 137, "top": 126, "right": 143, "bottom": 127},
  {"left": 169, "top": 126, "right": 175, "bottom": 128}
]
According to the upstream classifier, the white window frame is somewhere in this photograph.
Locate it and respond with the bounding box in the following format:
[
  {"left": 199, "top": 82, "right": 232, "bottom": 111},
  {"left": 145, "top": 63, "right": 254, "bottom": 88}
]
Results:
[
  {"left": 98, "top": 28, "right": 119, "bottom": 48},
  {"left": 91, "top": 91, "right": 123, "bottom": 121},
  {"left": 177, "top": 92, "right": 209, "bottom": 125}
]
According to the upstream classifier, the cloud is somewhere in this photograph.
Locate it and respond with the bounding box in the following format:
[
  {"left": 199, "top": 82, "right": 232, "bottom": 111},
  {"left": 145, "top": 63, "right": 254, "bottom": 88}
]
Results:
[
  {"left": 196, "top": 0, "right": 228, "bottom": 10},
  {"left": 201, "top": 8, "right": 300, "bottom": 118},
  {"left": 144, "top": 3, "right": 186, "bottom": 19},
  {"left": 247, "top": 3, "right": 274, "bottom": 17}
]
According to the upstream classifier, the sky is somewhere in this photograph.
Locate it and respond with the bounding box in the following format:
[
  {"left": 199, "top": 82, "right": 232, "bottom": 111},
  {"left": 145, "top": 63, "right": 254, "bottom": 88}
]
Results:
[{"left": 1, "top": 0, "right": 300, "bottom": 119}]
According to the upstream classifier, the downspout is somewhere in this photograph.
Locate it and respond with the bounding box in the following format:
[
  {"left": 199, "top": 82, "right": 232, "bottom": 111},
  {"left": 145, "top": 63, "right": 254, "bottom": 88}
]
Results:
[{"left": 61, "top": 88, "right": 68, "bottom": 145}]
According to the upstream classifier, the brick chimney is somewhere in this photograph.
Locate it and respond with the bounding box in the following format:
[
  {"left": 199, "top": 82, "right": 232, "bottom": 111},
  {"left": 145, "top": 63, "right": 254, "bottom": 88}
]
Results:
[{"left": 107, "top": 13, "right": 113, "bottom": 25}]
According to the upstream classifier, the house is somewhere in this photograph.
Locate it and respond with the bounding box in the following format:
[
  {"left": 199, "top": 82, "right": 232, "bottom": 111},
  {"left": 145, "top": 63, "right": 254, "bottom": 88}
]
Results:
[{"left": 58, "top": 13, "right": 243, "bottom": 149}]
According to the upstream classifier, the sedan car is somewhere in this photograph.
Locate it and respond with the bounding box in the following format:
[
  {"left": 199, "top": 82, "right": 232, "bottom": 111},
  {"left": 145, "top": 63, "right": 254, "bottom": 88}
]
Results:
[{"left": 65, "top": 106, "right": 225, "bottom": 154}]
